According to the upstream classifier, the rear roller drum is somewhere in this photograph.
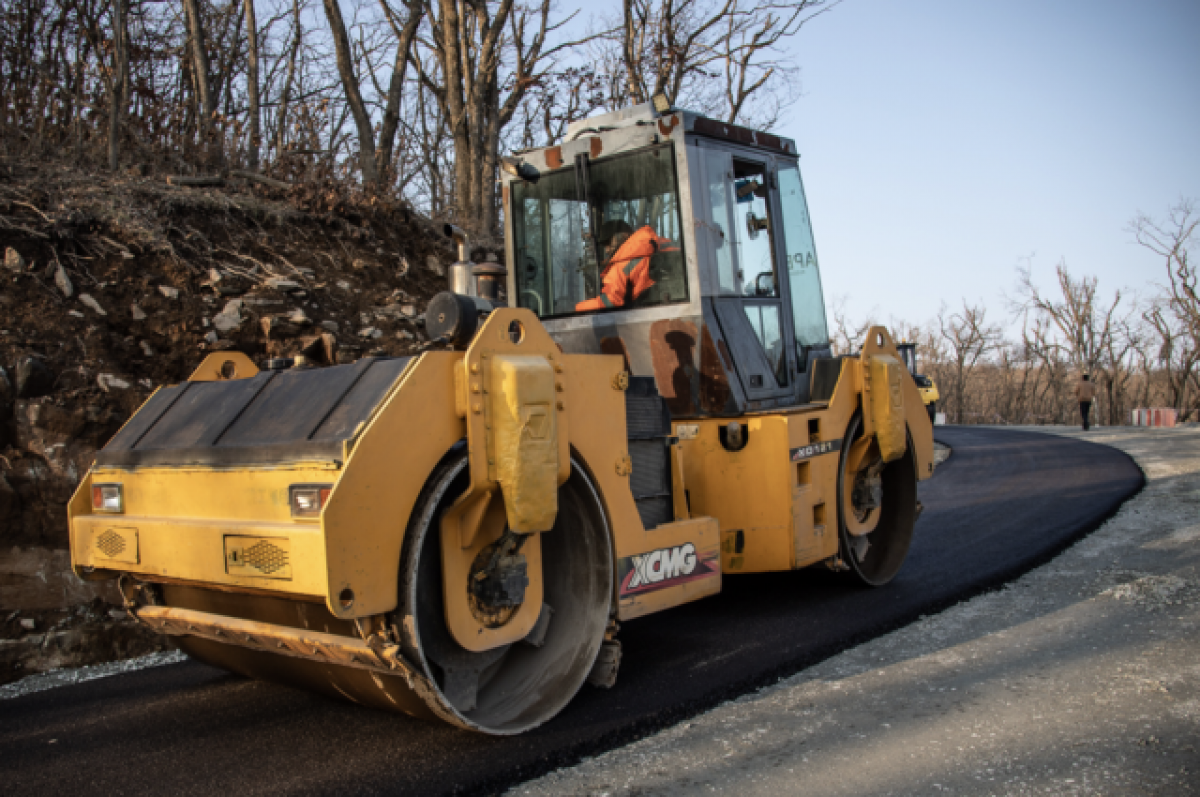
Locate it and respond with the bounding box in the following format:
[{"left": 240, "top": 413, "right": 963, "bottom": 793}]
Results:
[
  {"left": 836, "top": 411, "right": 918, "bottom": 586},
  {"left": 395, "top": 449, "right": 614, "bottom": 734}
]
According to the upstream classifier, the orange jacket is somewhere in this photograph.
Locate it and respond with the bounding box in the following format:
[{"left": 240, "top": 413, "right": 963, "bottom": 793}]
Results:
[{"left": 576, "top": 226, "right": 678, "bottom": 311}]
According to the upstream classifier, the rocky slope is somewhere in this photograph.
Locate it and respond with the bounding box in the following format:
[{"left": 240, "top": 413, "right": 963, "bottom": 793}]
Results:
[{"left": 0, "top": 162, "right": 487, "bottom": 683}]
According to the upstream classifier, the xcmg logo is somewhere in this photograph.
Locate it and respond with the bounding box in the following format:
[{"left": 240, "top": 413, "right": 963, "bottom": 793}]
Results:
[{"left": 619, "top": 543, "right": 719, "bottom": 597}]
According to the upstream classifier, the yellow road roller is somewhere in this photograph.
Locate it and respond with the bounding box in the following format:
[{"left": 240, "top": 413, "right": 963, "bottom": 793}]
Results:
[
  {"left": 897, "top": 342, "right": 940, "bottom": 424},
  {"left": 69, "top": 100, "right": 934, "bottom": 735}
]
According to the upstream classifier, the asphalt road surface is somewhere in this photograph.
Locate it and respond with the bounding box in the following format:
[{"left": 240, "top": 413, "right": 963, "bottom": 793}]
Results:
[{"left": 0, "top": 428, "right": 1143, "bottom": 796}]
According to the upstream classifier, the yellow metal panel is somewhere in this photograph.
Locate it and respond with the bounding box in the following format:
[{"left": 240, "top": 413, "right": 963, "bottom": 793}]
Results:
[
  {"left": 902, "top": 372, "right": 936, "bottom": 480},
  {"left": 672, "top": 364, "right": 869, "bottom": 576},
  {"left": 80, "top": 464, "right": 338, "bottom": 523},
  {"left": 670, "top": 443, "right": 689, "bottom": 521},
  {"left": 858, "top": 325, "right": 935, "bottom": 481},
  {"left": 866, "top": 354, "right": 907, "bottom": 463},
  {"left": 69, "top": 463, "right": 340, "bottom": 588},
  {"left": 489, "top": 354, "right": 559, "bottom": 534},
  {"left": 675, "top": 417, "right": 794, "bottom": 573},
  {"left": 322, "top": 352, "right": 464, "bottom": 618},
  {"left": 793, "top": 368, "right": 861, "bottom": 566},
  {"left": 616, "top": 517, "right": 720, "bottom": 621},
  {"left": 71, "top": 515, "right": 328, "bottom": 597},
  {"left": 188, "top": 351, "right": 259, "bottom": 382},
  {"left": 559, "top": 353, "right": 646, "bottom": 565}
]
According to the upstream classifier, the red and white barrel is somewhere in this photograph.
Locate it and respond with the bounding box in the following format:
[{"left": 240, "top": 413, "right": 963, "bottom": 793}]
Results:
[{"left": 1131, "top": 408, "right": 1178, "bottom": 427}]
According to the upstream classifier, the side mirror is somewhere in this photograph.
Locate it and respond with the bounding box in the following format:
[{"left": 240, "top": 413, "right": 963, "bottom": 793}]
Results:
[
  {"left": 500, "top": 156, "right": 540, "bottom": 183},
  {"left": 755, "top": 273, "right": 775, "bottom": 296}
]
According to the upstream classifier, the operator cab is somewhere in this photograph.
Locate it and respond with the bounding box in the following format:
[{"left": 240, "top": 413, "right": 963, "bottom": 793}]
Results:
[{"left": 502, "top": 101, "right": 833, "bottom": 418}]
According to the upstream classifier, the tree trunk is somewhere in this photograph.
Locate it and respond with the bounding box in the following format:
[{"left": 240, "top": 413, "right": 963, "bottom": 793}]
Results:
[
  {"left": 182, "top": 0, "right": 215, "bottom": 149},
  {"left": 107, "top": 0, "right": 128, "bottom": 171},
  {"left": 275, "top": 0, "right": 302, "bottom": 156},
  {"left": 622, "top": 0, "right": 644, "bottom": 104},
  {"left": 438, "top": 0, "right": 472, "bottom": 217},
  {"left": 321, "top": 0, "right": 378, "bottom": 184},
  {"left": 244, "top": 0, "right": 260, "bottom": 168},
  {"left": 376, "top": 1, "right": 420, "bottom": 182}
]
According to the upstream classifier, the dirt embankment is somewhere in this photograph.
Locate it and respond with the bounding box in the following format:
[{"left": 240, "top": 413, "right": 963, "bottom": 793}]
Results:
[{"left": 0, "top": 162, "right": 490, "bottom": 682}]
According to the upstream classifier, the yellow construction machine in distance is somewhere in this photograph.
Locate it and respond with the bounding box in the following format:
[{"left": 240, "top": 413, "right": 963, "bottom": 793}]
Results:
[
  {"left": 69, "top": 100, "right": 935, "bottom": 735},
  {"left": 897, "top": 342, "right": 940, "bottom": 423}
]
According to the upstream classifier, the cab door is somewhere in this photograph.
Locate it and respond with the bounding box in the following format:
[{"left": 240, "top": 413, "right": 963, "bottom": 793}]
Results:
[{"left": 699, "top": 146, "right": 796, "bottom": 403}]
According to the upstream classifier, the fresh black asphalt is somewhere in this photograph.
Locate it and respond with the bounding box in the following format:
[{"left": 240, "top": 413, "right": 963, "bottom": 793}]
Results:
[{"left": 0, "top": 427, "right": 1143, "bottom": 796}]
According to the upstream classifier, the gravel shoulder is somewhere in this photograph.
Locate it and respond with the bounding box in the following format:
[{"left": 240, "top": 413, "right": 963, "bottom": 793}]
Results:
[{"left": 511, "top": 426, "right": 1200, "bottom": 797}]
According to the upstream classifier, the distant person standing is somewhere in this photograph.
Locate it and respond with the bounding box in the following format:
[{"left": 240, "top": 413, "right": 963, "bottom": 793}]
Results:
[{"left": 1074, "top": 374, "right": 1097, "bottom": 431}]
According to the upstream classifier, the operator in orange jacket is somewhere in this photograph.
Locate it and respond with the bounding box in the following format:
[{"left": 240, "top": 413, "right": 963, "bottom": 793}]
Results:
[{"left": 575, "top": 220, "right": 678, "bottom": 311}]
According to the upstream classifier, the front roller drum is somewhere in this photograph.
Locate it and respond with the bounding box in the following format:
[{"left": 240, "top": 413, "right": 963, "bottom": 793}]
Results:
[
  {"left": 169, "top": 449, "right": 614, "bottom": 735},
  {"left": 396, "top": 449, "right": 614, "bottom": 733}
]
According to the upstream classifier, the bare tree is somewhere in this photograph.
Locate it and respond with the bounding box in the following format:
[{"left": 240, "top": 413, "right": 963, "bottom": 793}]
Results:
[
  {"left": 415, "top": 0, "right": 588, "bottom": 231},
  {"left": 1014, "top": 258, "right": 1144, "bottom": 423},
  {"left": 1132, "top": 199, "right": 1200, "bottom": 419},
  {"left": 828, "top": 296, "right": 876, "bottom": 355},
  {"left": 602, "top": 0, "right": 833, "bottom": 127},
  {"left": 937, "top": 301, "right": 1003, "bottom": 423}
]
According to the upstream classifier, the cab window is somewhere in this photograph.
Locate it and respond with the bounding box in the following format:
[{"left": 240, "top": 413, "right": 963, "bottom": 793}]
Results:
[{"left": 511, "top": 144, "right": 689, "bottom": 318}]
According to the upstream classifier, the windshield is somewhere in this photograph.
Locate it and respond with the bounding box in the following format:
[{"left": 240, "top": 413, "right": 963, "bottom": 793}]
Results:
[
  {"left": 511, "top": 144, "right": 688, "bottom": 318},
  {"left": 777, "top": 163, "right": 829, "bottom": 348}
]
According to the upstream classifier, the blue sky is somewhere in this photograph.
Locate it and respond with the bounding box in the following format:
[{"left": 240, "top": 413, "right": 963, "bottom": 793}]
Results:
[
  {"left": 562, "top": 0, "right": 1200, "bottom": 334},
  {"left": 773, "top": 0, "right": 1200, "bottom": 332}
]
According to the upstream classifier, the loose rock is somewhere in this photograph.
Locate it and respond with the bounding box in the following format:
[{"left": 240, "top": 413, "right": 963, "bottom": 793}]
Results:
[
  {"left": 211, "top": 298, "right": 244, "bottom": 332},
  {"left": 265, "top": 277, "right": 300, "bottom": 292},
  {"left": 53, "top": 262, "right": 74, "bottom": 297},
  {"left": 97, "top": 374, "right": 130, "bottom": 392},
  {"left": 78, "top": 294, "right": 106, "bottom": 315},
  {"left": 287, "top": 308, "right": 311, "bottom": 326},
  {"left": 158, "top": 285, "right": 180, "bottom": 299},
  {"left": 130, "top": 304, "right": 147, "bottom": 321},
  {"left": 4, "top": 247, "right": 25, "bottom": 273}
]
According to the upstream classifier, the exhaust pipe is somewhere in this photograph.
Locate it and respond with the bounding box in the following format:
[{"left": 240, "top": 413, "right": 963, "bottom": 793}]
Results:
[{"left": 443, "top": 224, "right": 476, "bottom": 297}]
